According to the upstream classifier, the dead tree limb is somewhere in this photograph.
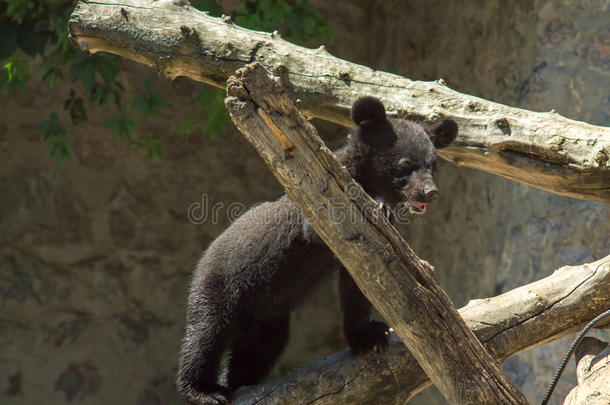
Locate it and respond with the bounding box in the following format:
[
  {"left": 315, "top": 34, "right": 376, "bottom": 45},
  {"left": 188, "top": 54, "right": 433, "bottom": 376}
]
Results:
[
  {"left": 563, "top": 337, "right": 610, "bottom": 405},
  {"left": 68, "top": 0, "right": 610, "bottom": 203},
  {"left": 224, "top": 62, "right": 527, "bottom": 404},
  {"left": 234, "top": 255, "right": 610, "bottom": 405}
]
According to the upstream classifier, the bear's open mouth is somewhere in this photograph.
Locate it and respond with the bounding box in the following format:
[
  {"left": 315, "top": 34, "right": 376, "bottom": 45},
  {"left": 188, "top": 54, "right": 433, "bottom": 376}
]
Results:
[{"left": 407, "top": 200, "right": 426, "bottom": 214}]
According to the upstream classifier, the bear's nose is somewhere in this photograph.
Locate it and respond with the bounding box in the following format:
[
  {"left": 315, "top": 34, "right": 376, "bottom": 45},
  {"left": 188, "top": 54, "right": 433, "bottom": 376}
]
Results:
[{"left": 424, "top": 185, "right": 438, "bottom": 201}]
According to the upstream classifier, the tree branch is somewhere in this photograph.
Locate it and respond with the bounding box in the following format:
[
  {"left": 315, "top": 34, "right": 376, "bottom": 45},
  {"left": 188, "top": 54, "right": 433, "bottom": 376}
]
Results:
[
  {"left": 68, "top": 0, "right": 610, "bottom": 203},
  {"left": 234, "top": 256, "right": 610, "bottom": 405}
]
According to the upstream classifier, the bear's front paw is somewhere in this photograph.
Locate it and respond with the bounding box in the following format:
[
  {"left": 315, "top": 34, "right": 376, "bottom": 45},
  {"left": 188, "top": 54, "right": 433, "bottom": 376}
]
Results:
[
  {"left": 187, "top": 384, "right": 233, "bottom": 405},
  {"left": 347, "top": 321, "right": 390, "bottom": 355},
  {"left": 376, "top": 200, "right": 395, "bottom": 224}
]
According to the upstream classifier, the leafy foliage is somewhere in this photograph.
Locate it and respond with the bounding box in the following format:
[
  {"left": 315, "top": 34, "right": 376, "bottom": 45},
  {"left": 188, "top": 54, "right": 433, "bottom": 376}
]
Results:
[
  {"left": 64, "top": 90, "right": 87, "bottom": 124},
  {"left": 106, "top": 112, "right": 135, "bottom": 141},
  {"left": 232, "top": 0, "right": 334, "bottom": 43},
  {"left": 39, "top": 112, "right": 71, "bottom": 162},
  {"left": 1, "top": 0, "right": 334, "bottom": 162},
  {"left": 133, "top": 80, "right": 167, "bottom": 119},
  {"left": 1, "top": 56, "right": 28, "bottom": 96},
  {"left": 194, "top": 88, "right": 232, "bottom": 139}
]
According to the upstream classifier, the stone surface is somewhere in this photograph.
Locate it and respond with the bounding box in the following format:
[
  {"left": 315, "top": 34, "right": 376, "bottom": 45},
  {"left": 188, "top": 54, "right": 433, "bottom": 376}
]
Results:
[{"left": 1, "top": 1, "right": 609, "bottom": 404}]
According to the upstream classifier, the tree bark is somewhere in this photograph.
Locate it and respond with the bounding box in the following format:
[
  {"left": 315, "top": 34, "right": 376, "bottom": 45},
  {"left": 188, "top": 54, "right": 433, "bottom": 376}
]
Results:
[
  {"left": 223, "top": 62, "right": 527, "bottom": 404},
  {"left": 234, "top": 255, "right": 610, "bottom": 405},
  {"left": 563, "top": 337, "right": 610, "bottom": 405},
  {"left": 68, "top": 0, "right": 610, "bottom": 203}
]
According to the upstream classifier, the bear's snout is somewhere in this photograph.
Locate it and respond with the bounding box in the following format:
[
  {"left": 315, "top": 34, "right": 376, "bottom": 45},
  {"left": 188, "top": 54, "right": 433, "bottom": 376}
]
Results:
[{"left": 423, "top": 184, "right": 438, "bottom": 201}]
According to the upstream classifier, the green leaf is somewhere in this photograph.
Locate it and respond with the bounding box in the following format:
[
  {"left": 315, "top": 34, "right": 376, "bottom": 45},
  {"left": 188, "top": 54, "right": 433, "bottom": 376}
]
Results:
[
  {"left": 190, "top": 0, "right": 224, "bottom": 16},
  {"left": 64, "top": 91, "right": 88, "bottom": 124},
  {"left": 134, "top": 132, "right": 163, "bottom": 159},
  {"left": 195, "top": 87, "right": 231, "bottom": 138},
  {"left": 69, "top": 54, "right": 96, "bottom": 91},
  {"left": 47, "top": 13, "right": 77, "bottom": 64},
  {"left": 93, "top": 54, "right": 120, "bottom": 84},
  {"left": 147, "top": 143, "right": 163, "bottom": 158},
  {"left": 173, "top": 117, "right": 198, "bottom": 136},
  {"left": 5, "top": 0, "right": 36, "bottom": 24},
  {"left": 40, "top": 63, "right": 63, "bottom": 88},
  {"left": 69, "top": 54, "right": 120, "bottom": 95},
  {"left": 231, "top": 0, "right": 333, "bottom": 44},
  {"left": 1, "top": 55, "right": 29, "bottom": 96},
  {"left": 39, "top": 112, "right": 72, "bottom": 163},
  {"left": 106, "top": 113, "right": 135, "bottom": 140},
  {"left": 132, "top": 79, "right": 167, "bottom": 118}
]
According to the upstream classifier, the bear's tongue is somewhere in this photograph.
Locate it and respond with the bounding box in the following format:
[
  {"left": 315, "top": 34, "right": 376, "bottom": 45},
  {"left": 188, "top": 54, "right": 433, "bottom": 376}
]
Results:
[
  {"left": 407, "top": 200, "right": 426, "bottom": 212},
  {"left": 412, "top": 201, "right": 426, "bottom": 210}
]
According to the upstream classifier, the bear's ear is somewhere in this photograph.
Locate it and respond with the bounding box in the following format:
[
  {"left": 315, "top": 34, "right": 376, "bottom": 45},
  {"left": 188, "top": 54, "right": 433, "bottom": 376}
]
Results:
[
  {"left": 426, "top": 119, "right": 458, "bottom": 149},
  {"left": 350, "top": 97, "right": 395, "bottom": 147},
  {"left": 351, "top": 96, "right": 388, "bottom": 128}
]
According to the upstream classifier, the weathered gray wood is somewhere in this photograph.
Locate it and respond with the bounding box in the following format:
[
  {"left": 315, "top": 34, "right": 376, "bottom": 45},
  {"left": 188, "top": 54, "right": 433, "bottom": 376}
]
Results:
[
  {"left": 68, "top": 0, "right": 610, "bottom": 203},
  {"left": 223, "top": 62, "right": 527, "bottom": 404},
  {"left": 563, "top": 337, "right": 610, "bottom": 405},
  {"left": 232, "top": 255, "right": 610, "bottom": 405}
]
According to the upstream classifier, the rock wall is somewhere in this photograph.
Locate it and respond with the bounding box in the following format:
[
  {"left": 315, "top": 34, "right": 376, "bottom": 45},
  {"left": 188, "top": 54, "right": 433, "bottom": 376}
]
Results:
[
  {"left": 309, "top": 1, "right": 609, "bottom": 403},
  {"left": 0, "top": 1, "right": 608, "bottom": 404},
  {"left": 0, "top": 63, "right": 281, "bottom": 404}
]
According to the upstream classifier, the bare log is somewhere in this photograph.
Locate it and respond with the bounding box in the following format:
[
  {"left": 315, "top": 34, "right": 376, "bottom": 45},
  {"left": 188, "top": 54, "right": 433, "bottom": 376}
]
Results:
[
  {"left": 223, "top": 62, "right": 527, "bottom": 404},
  {"left": 563, "top": 337, "right": 610, "bottom": 405},
  {"left": 234, "top": 255, "right": 610, "bottom": 405},
  {"left": 68, "top": 0, "right": 610, "bottom": 203}
]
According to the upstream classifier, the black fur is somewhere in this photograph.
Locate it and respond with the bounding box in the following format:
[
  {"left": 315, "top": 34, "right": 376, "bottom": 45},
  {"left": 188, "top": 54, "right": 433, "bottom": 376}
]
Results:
[{"left": 177, "top": 97, "right": 458, "bottom": 404}]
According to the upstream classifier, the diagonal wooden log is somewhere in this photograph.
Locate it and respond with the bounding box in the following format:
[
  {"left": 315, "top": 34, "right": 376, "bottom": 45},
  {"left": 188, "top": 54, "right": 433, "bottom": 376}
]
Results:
[
  {"left": 223, "top": 62, "right": 527, "bottom": 404},
  {"left": 234, "top": 255, "right": 610, "bottom": 405},
  {"left": 68, "top": 0, "right": 610, "bottom": 203}
]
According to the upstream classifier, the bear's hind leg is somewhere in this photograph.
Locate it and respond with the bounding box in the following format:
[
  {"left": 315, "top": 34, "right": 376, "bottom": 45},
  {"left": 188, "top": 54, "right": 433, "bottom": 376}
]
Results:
[
  {"left": 227, "top": 314, "right": 290, "bottom": 389},
  {"left": 177, "top": 304, "right": 233, "bottom": 405}
]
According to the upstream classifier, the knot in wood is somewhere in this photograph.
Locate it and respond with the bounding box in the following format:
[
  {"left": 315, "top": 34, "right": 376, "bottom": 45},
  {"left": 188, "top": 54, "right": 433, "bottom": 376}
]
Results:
[
  {"left": 180, "top": 26, "right": 197, "bottom": 40},
  {"left": 274, "top": 64, "right": 288, "bottom": 75},
  {"left": 495, "top": 117, "right": 510, "bottom": 128},
  {"left": 467, "top": 101, "right": 481, "bottom": 111},
  {"left": 339, "top": 71, "right": 352, "bottom": 85},
  {"left": 494, "top": 117, "right": 512, "bottom": 136}
]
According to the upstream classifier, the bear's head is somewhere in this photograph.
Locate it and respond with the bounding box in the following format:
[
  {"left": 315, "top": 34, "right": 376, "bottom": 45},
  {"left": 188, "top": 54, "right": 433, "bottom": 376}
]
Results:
[{"left": 346, "top": 96, "right": 458, "bottom": 214}]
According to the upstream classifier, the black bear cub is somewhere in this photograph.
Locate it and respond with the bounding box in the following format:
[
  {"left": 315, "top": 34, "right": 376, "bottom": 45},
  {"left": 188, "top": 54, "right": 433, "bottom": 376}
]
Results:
[{"left": 177, "top": 96, "right": 458, "bottom": 404}]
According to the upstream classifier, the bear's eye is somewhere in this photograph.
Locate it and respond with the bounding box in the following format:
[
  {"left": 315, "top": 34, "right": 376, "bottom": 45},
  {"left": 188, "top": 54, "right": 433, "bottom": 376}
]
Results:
[
  {"left": 401, "top": 164, "right": 418, "bottom": 176},
  {"left": 394, "top": 158, "right": 418, "bottom": 177}
]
